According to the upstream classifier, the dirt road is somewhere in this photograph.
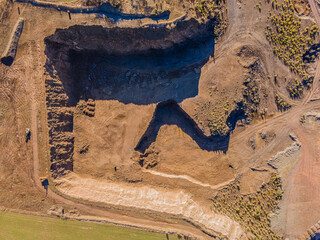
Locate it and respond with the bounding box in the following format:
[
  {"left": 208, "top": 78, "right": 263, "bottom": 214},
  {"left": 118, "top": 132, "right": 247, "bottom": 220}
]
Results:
[
  {"left": 280, "top": 1, "right": 320, "bottom": 236},
  {"left": 309, "top": 0, "right": 320, "bottom": 26},
  {"left": 283, "top": 116, "right": 320, "bottom": 237}
]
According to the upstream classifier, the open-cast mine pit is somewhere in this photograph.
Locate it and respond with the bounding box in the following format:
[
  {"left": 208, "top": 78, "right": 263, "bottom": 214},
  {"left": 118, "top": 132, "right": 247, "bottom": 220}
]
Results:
[
  {"left": 45, "top": 19, "right": 215, "bottom": 106},
  {"left": 4, "top": 0, "right": 320, "bottom": 238},
  {"left": 44, "top": 18, "right": 219, "bottom": 177},
  {"left": 43, "top": 17, "right": 249, "bottom": 239}
]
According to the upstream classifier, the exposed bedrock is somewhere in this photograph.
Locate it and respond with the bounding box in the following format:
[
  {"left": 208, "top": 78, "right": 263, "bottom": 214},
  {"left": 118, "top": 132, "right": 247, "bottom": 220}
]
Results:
[{"left": 44, "top": 18, "right": 215, "bottom": 105}]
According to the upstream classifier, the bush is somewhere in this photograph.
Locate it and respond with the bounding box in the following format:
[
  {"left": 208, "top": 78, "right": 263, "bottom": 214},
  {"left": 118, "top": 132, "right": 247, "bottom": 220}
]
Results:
[{"left": 265, "top": 0, "right": 318, "bottom": 80}]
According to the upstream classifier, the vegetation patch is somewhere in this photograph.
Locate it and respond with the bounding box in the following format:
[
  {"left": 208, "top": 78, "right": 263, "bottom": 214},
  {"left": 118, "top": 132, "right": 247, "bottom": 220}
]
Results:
[
  {"left": 265, "top": 0, "right": 318, "bottom": 81},
  {"left": 194, "top": 48, "right": 270, "bottom": 136},
  {"left": 194, "top": 84, "right": 244, "bottom": 136},
  {"left": 213, "top": 12, "right": 228, "bottom": 39},
  {"left": 255, "top": 1, "right": 262, "bottom": 12},
  {"left": 195, "top": 0, "right": 228, "bottom": 39},
  {"left": 237, "top": 46, "right": 270, "bottom": 119},
  {"left": 212, "top": 173, "right": 282, "bottom": 240},
  {"left": 194, "top": 99, "right": 233, "bottom": 136},
  {"left": 287, "top": 78, "right": 303, "bottom": 98},
  {"left": 195, "top": 0, "right": 215, "bottom": 17},
  {"left": 303, "top": 43, "right": 320, "bottom": 64},
  {"left": 195, "top": 0, "right": 226, "bottom": 20},
  {"left": 84, "top": 0, "right": 122, "bottom": 8},
  {"left": 242, "top": 72, "right": 261, "bottom": 116},
  {"left": 275, "top": 94, "right": 291, "bottom": 111}
]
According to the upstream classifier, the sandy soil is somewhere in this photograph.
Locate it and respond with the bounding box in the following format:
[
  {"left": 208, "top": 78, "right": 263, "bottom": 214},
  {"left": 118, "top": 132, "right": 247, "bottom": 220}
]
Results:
[
  {"left": 1, "top": 0, "right": 320, "bottom": 238},
  {"left": 56, "top": 173, "right": 245, "bottom": 239}
]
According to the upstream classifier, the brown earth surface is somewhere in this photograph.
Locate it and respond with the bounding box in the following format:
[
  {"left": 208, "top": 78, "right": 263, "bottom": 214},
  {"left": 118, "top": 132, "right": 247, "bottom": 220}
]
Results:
[{"left": 1, "top": 0, "right": 320, "bottom": 238}]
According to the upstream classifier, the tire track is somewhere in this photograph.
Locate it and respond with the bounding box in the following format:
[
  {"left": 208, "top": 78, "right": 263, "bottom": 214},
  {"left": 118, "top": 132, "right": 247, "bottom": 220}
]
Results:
[{"left": 142, "top": 169, "right": 234, "bottom": 190}]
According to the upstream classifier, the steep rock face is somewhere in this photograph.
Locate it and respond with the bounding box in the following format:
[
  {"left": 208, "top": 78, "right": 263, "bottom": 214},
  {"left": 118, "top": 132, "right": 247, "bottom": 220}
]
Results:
[
  {"left": 44, "top": 18, "right": 215, "bottom": 104},
  {"left": 45, "top": 18, "right": 215, "bottom": 56},
  {"left": 45, "top": 64, "right": 74, "bottom": 178}
]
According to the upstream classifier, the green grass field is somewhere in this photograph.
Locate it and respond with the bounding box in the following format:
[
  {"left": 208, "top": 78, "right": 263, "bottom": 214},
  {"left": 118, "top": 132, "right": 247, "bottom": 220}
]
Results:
[{"left": 0, "top": 212, "right": 179, "bottom": 240}]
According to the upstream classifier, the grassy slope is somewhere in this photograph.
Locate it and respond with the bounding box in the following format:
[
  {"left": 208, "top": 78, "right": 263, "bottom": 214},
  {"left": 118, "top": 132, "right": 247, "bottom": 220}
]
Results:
[{"left": 0, "top": 212, "right": 178, "bottom": 240}]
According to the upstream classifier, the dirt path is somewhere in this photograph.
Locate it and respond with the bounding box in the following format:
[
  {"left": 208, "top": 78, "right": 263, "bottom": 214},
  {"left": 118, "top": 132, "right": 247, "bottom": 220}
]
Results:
[
  {"left": 304, "top": 59, "right": 320, "bottom": 103},
  {"left": 29, "top": 48, "right": 41, "bottom": 192},
  {"left": 15, "top": 0, "right": 170, "bottom": 21},
  {"left": 142, "top": 169, "right": 234, "bottom": 190},
  {"left": 309, "top": 0, "right": 320, "bottom": 26}
]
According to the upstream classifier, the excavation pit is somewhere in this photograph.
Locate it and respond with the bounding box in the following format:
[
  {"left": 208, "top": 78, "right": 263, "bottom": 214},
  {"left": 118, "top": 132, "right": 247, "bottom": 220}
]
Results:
[
  {"left": 45, "top": 20, "right": 215, "bottom": 105},
  {"left": 44, "top": 19, "right": 224, "bottom": 179}
]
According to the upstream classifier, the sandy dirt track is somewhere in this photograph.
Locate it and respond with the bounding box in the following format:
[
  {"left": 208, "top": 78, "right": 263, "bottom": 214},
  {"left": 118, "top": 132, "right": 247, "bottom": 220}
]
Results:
[{"left": 142, "top": 169, "right": 234, "bottom": 190}]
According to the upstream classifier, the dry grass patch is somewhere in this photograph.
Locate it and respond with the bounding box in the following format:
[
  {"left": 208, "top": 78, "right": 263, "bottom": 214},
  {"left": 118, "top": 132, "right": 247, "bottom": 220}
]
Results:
[{"left": 212, "top": 173, "right": 282, "bottom": 239}]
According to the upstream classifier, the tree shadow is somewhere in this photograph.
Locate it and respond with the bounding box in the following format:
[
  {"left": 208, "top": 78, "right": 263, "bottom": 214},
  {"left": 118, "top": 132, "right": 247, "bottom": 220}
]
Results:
[{"left": 311, "top": 233, "right": 320, "bottom": 240}]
